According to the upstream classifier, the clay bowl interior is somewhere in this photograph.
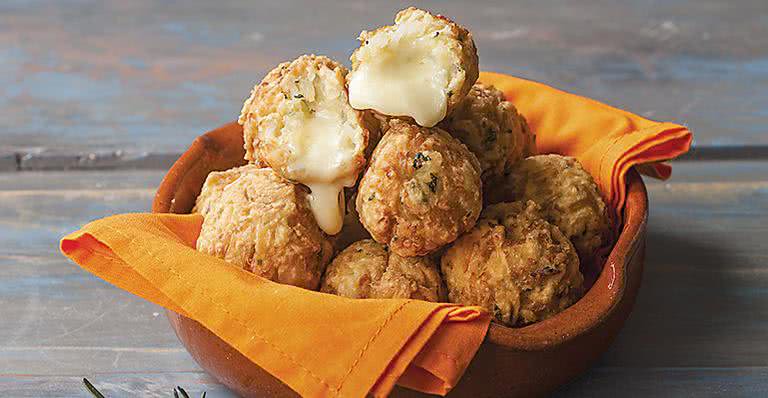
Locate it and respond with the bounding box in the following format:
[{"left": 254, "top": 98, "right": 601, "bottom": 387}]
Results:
[{"left": 153, "top": 122, "right": 648, "bottom": 397}]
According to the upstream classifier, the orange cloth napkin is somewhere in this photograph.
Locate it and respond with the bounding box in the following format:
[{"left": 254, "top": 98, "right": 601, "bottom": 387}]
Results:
[
  {"left": 479, "top": 72, "right": 692, "bottom": 220},
  {"left": 60, "top": 72, "right": 691, "bottom": 398},
  {"left": 61, "top": 213, "right": 490, "bottom": 397}
]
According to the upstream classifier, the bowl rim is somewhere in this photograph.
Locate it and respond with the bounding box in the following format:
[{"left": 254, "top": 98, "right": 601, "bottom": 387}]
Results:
[
  {"left": 487, "top": 168, "right": 647, "bottom": 349},
  {"left": 153, "top": 121, "right": 648, "bottom": 352}
]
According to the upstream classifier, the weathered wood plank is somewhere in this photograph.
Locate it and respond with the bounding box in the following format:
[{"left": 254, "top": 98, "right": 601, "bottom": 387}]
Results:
[
  {"left": 3, "top": 368, "right": 766, "bottom": 397},
  {"left": 0, "top": 152, "right": 17, "bottom": 172},
  {"left": 0, "top": 170, "right": 164, "bottom": 191},
  {"left": 0, "top": 171, "right": 184, "bottom": 379},
  {"left": 0, "top": 372, "right": 236, "bottom": 398},
  {"left": 600, "top": 180, "right": 768, "bottom": 368},
  {"left": 0, "top": 188, "right": 154, "bottom": 255},
  {"left": 0, "top": 0, "right": 765, "bottom": 156},
  {"left": 18, "top": 152, "right": 180, "bottom": 171},
  {"left": 662, "top": 160, "right": 768, "bottom": 183},
  {"left": 0, "top": 255, "right": 196, "bottom": 375},
  {"left": 557, "top": 367, "right": 768, "bottom": 397}
]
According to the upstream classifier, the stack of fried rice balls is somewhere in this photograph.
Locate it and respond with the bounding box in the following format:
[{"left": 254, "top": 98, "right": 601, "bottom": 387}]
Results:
[{"left": 194, "top": 7, "right": 611, "bottom": 327}]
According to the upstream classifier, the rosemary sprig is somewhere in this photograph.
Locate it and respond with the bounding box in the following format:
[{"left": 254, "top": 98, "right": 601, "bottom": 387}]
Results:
[
  {"left": 83, "top": 378, "right": 105, "bottom": 398},
  {"left": 82, "top": 377, "right": 207, "bottom": 397}
]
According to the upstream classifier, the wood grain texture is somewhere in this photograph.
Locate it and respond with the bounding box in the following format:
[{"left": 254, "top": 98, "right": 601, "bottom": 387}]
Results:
[
  {"left": 558, "top": 367, "right": 768, "bottom": 397},
  {"left": 0, "top": 373, "right": 236, "bottom": 398},
  {"left": 0, "top": 0, "right": 766, "bottom": 157},
  {"left": 0, "top": 171, "right": 185, "bottom": 382},
  {"left": 0, "top": 163, "right": 766, "bottom": 396},
  {"left": 0, "top": 152, "right": 17, "bottom": 172}
]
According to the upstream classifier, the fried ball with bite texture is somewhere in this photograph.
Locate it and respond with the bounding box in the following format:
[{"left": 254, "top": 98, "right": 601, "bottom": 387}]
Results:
[
  {"left": 504, "top": 154, "right": 610, "bottom": 261},
  {"left": 348, "top": 7, "right": 479, "bottom": 127},
  {"left": 321, "top": 239, "right": 446, "bottom": 302},
  {"left": 439, "top": 82, "right": 536, "bottom": 184},
  {"left": 238, "top": 54, "right": 370, "bottom": 175},
  {"left": 194, "top": 165, "right": 334, "bottom": 290},
  {"left": 441, "top": 201, "right": 583, "bottom": 327},
  {"left": 356, "top": 119, "right": 482, "bottom": 257},
  {"left": 238, "top": 55, "right": 373, "bottom": 235}
]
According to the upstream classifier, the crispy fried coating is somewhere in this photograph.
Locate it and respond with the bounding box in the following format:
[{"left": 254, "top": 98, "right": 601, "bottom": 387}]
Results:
[
  {"left": 321, "top": 239, "right": 445, "bottom": 301},
  {"left": 238, "top": 54, "right": 369, "bottom": 181},
  {"left": 439, "top": 82, "right": 536, "bottom": 183},
  {"left": 356, "top": 119, "right": 482, "bottom": 257},
  {"left": 194, "top": 165, "right": 334, "bottom": 290},
  {"left": 193, "top": 167, "right": 243, "bottom": 216},
  {"left": 348, "top": 7, "right": 479, "bottom": 127},
  {"left": 441, "top": 201, "right": 583, "bottom": 326},
  {"left": 504, "top": 154, "right": 610, "bottom": 261},
  {"left": 238, "top": 54, "right": 374, "bottom": 235}
]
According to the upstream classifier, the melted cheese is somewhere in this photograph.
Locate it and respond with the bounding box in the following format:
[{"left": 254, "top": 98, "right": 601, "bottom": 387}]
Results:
[
  {"left": 348, "top": 36, "right": 450, "bottom": 127},
  {"left": 282, "top": 105, "right": 360, "bottom": 235},
  {"left": 306, "top": 182, "right": 346, "bottom": 235}
]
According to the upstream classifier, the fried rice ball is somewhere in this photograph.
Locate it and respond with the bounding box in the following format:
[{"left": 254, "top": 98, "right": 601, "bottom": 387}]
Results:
[
  {"left": 238, "top": 55, "right": 372, "bottom": 235},
  {"left": 504, "top": 154, "right": 611, "bottom": 261},
  {"left": 441, "top": 201, "right": 583, "bottom": 327},
  {"left": 194, "top": 165, "right": 334, "bottom": 290},
  {"left": 321, "top": 239, "right": 446, "bottom": 302},
  {"left": 356, "top": 119, "right": 482, "bottom": 257},
  {"left": 238, "top": 54, "right": 369, "bottom": 173},
  {"left": 348, "top": 7, "right": 479, "bottom": 127},
  {"left": 439, "top": 82, "right": 536, "bottom": 183}
]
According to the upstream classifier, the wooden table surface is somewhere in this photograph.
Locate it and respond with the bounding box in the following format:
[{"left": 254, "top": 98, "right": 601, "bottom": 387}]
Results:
[{"left": 1, "top": 1, "right": 766, "bottom": 397}]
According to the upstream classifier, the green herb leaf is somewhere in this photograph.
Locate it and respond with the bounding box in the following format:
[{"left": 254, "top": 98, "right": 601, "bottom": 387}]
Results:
[
  {"left": 83, "top": 378, "right": 106, "bottom": 398},
  {"left": 177, "top": 386, "right": 190, "bottom": 398},
  {"left": 484, "top": 129, "right": 497, "bottom": 148},
  {"left": 84, "top": 376, "right": 205, "bottom": 397},
  {"left": 412, "top": 152, "right": 431, "bottom": 169},
  {"left": 428, "top": 173, "right": 439, "bottom": 193}
]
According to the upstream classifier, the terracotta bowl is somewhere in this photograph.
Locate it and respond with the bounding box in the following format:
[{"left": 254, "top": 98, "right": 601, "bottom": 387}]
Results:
[{"left": 153, "top": 122, "right": 648, "bottom": 397}]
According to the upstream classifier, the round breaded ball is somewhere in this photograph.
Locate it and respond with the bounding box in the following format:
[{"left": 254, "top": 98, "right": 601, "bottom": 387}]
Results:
[
  {"left": 439, "top": 82, "right": 536, "bottom": 183},
  {"left": 238, "top": 54, "right": 370, "bottom": 182},
  {"left": 321, "top": 239, "right": 445, "bottom": 302},
  {"left": 505, "top": 154, "right": 610, "bottom": 261},
  {"left": 348, "top": 7, "right": 479, "bottom": 127},
  {"left": 356, "top": 119, "right": 482, "bottom": 257},
  {"left": 194, "top": 165, "right": 334, "bottom": 290},
  {"left": 441, "top": 201, "right": 583, "bottom": 327}
]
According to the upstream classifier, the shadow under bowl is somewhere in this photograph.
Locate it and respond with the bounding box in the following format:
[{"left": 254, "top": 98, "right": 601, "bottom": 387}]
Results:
[{"left": 152, "top": 122, "right": 648, "bottom": 397}]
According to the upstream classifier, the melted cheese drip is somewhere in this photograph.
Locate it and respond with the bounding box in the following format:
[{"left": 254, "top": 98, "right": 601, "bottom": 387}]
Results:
[
  {"left": 306, "top": 182, "right": 346, "bottom": 235},
  {"left": 284, "top": 108, "right": 358, "bottom": 235},
  {"left": 349, "top": 36, "right": 450, "bottom": 127}
]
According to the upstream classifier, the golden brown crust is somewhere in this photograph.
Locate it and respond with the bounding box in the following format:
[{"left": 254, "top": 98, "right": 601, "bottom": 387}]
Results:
[
  {"left": 320, "top": 239, "right": 445, "bottom": 301},
  {"left": 192, "top": 167, "right": 243, "bottom": 215},
  {"left": 501, "top": 155, "right": 611, "bottom": 261},
  {"left": 349, "top": 7, "right": 479, "bottom": 121},
  {"left": 441, "top": 201, "right": 583, "bottom": 327},
  {"left": 439, "top": 82, "right": 535, "bottom": 183},
  {"left": 194, "top": 165, "right": 334, "bottom": 290},
  {"left": 356, "top": 119, "right": 482, "bottom": 257},
  {"left": 238, "top": 54, "right": 370, "bottom": 181}
]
